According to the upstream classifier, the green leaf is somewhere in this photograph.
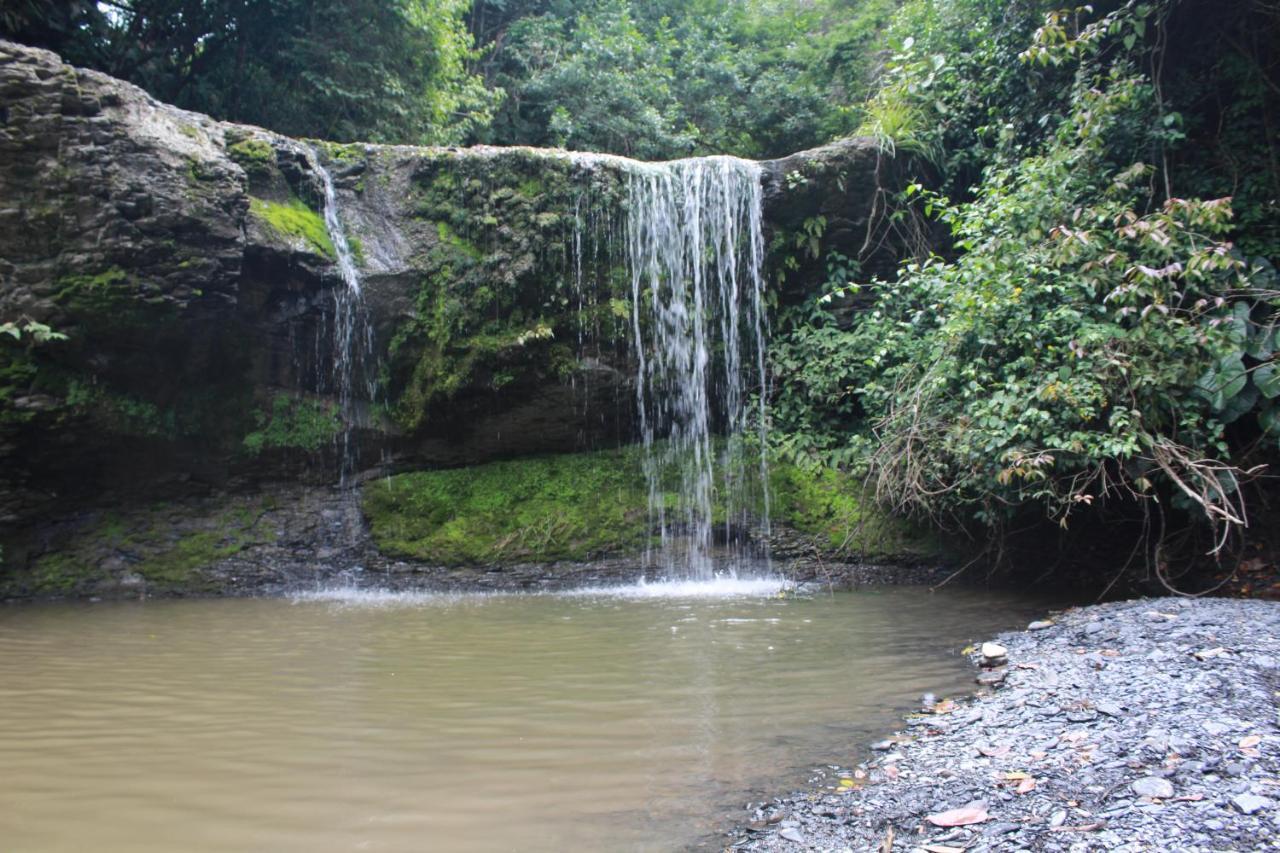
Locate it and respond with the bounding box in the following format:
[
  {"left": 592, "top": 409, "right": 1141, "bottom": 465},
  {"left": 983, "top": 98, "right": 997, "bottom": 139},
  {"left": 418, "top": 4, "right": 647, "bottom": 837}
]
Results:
[
  {"left": 1218, "top": 382, "right": 1258, "bottom": 424},
  {"left": 1256, "top": 363, "right": 1280, "bottom": 399}
]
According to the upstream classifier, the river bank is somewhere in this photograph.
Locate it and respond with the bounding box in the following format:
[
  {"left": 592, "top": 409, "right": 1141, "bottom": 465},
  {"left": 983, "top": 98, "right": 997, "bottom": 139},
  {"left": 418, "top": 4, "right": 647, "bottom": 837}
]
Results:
[{"left": 727, "top": 596, "right": 1280, "bottom": 852}]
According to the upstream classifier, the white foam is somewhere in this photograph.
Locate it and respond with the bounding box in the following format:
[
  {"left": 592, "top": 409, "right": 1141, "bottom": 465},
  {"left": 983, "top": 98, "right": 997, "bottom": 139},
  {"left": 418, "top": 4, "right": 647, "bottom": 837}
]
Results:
[
  {"left": 290, "top": 576, "right": 790, "bottom": 607},
  {"left": 554, "top": 576, "right": 789, "bottom": 600},
  {"left": 290, "top": 587, "right": 503, "bottom": 607}
]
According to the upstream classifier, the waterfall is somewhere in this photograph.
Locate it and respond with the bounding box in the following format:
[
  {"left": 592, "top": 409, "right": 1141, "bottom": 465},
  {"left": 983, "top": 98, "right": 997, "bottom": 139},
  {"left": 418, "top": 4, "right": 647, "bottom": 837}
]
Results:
[
  {"left": 312, "top": 151, "right": 373, "bottom": 487},
  {"left": 621, "top": 156, "right": 771, "bottom": 580}
]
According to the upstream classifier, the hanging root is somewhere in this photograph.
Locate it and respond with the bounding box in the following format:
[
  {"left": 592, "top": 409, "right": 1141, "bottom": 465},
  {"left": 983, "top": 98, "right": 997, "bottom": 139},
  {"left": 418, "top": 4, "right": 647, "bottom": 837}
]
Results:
[{"left": 1146, "top": 436, "right": 1266, "bottom": 557}]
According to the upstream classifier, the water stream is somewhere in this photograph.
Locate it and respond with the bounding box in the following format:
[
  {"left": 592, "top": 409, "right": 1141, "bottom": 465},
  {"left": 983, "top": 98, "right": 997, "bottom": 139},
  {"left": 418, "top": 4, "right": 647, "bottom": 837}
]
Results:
[
  {"left": 312, "top": 151, "right": 374, "bottom": 487},
  {"left": 0, "top": 584, "right": 1049, "bottom": 852},
  {"left": 617, "top": 156, "right": 772, "bottom": 579}
]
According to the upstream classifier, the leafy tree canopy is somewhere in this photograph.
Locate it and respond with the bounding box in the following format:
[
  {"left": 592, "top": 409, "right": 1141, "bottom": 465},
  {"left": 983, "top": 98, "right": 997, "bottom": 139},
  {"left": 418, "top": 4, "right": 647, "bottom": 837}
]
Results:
[{"left": 2, "top": 0, "right": 497, "bottom": 144}]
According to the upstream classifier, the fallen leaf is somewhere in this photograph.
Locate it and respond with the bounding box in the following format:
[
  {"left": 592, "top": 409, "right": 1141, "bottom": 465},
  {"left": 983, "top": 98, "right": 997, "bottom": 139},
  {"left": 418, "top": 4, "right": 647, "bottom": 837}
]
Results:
[
  {"left": 1194, "top": 647, "right": 1227, "bottom": 661},
  {"left": 1240, "top": 735, "right": 1263, "bottom": 749},
  {"left": 1002, "top": 771, "right": 1032, "bottom": 781},
  {"left": 925, "top": 804, "right": 990, "bottom": 827},
  {"left": 1030, "top": 750, "right": 1048, "bottom": 760},
  {"left": 1100, "top": 649, "right": 1121, "bottom": 657},
  {"left": 1017, "top": 777, "right": 1037, "bottom": 794},
  {"left": 1242, "top": 747, "right": 1262, "bottom": 758},
  {"left": 978, "top": 745, "right": 1010, "bottom": 758},
  {"left": 931, "top": 699, "right": 957, "bottom": 714},
  {"left": 884, "top": 765, "right": 900, "bottom": 781}
]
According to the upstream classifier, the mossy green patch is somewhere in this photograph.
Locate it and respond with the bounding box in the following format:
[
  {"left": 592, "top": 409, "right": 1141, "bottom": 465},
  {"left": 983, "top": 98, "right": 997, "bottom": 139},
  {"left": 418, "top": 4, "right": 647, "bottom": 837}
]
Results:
[
  {"left": 387, "top": 153, "right": 631, "bottom": 432},
  {"left": 7, "top": 499, "right": 278, "bottom": 597},
  {"left": 767, "top": 464, "right": 940, "bottom": 559},
  {"left": 227, "top": 138, "right": 275, "bottom": 174},
  {"left": 249, "top": 197, "right": 335, "bottom": 259},
  {"left": 363, "top": 447, "right": 654, "bottom": 564},
  {"left": 242, "top": 394, "right": 341, "bottom": 455},
  {"left": 362, "top": 446, "right": 937, "bottom": 566}
]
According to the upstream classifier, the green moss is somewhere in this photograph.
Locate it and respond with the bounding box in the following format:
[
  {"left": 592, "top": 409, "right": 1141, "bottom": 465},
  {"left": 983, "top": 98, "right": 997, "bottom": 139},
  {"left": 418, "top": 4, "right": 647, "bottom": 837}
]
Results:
[
  {"left": 132, "top": 530, "right": 246, "bottom": 587},
  {"left": 65, "top": 379, "right": 179, "bottom": 439},
  {"left": 517, "top": 176, "right": 544, "bottom": 198},
  {"left": 435, "top": 221, "right": 483, "bottom": 260},
  {"left": 362, "top": 447, "right": 936, "bottom": 566},
  {"left": 249, "top": 197, "right": 336, "bottom": 259},
  {"left": 12, "top": 500, "right": 278, "bottom": 596},
  {"left": 767, "top": 464, "right": 940, "bottom": 559},
  {"left": 28, "top": 551, "right": 83, "bottom": 594},
  {"left": 347, "top": 235, "right": 367, "bottom": 266},
  {"left": 242, "top": 394, "right": 341, "bottom": 455},
  {"left": 363, "top": 447, "right": 656, "bottom": 564},
  {"left": 54, "top": 266, "right": 128, "bottom": 302},
  {"left": 314, "top": 140, "right": 364, "bottom": 165},
  {"left": 227, "top": 138, "right": 275, "bottom": 174},
  {"left": 386, "top": 155, "right": 636, "bottom": 433}
]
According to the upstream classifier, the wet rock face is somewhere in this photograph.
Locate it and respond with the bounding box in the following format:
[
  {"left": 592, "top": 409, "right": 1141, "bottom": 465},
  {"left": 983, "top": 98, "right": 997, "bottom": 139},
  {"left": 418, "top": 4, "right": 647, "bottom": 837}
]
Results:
[{"left": 0, "top": 39, "right": 892, "bottom": 539}]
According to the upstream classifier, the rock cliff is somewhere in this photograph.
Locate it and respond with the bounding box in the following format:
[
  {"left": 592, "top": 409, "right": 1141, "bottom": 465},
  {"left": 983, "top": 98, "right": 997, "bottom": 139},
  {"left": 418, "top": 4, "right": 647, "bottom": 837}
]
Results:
[{"left": 0, "top": 40, "right": 903, "bottom": 564}]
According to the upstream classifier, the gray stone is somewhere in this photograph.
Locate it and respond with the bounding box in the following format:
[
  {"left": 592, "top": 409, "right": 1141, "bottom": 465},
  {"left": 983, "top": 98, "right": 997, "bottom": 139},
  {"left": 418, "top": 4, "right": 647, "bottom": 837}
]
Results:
[
  {"left": 1233, "top": 794, "right": 1271, "bottom": 815},
  {"left": 1132, "top": 777, "right": 1175, "bottom": 799}
]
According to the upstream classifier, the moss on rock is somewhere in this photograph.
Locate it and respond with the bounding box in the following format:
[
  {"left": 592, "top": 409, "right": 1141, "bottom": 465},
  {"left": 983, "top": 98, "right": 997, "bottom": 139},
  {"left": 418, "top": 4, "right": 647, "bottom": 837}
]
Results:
[
  {"left": 362, "top": 446, "right": 937, "bottom": 566},
  {"left": 2, "top": 499, "right": 278, "bottom": 597},
  {"left": 248, "top": 196, "right": 335, "bottom": 259},
  {"left": 242, "top": 393, "right": 341, "bottom": 456},
  {"left": 227, "top": 137, "right": 275, "bottom": 174},
  {"left": 381, "top": 151, "right": 634, "bottom": 432}
]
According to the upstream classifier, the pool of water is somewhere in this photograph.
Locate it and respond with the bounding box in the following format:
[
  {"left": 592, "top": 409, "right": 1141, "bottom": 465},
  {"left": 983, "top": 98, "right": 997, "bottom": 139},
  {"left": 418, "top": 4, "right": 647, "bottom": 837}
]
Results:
[{"left": 0, "top": 581, "right": 1048, "bottom": 851}]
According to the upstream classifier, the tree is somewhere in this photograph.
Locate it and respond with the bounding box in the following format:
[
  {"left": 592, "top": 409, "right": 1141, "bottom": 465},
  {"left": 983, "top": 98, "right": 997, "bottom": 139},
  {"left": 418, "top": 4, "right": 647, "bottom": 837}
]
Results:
[{"left": 2, "top": 0, "right": 497, "bottom": 145}]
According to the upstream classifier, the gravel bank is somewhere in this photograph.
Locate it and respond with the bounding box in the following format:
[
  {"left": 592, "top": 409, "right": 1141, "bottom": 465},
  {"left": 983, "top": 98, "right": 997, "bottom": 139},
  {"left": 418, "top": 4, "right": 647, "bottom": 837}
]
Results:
[{"left": 729, "top": 597, "right": 1280, "bottom": 852}]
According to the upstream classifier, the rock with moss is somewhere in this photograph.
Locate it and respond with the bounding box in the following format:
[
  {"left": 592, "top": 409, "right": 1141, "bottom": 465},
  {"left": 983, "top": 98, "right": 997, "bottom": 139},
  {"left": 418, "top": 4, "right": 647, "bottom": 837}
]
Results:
[
  {"left": 0, "top": 38, "right": 898, "bottom": 593},
  {"left": 362, "top": 446, "right": 937, "bottom": 566}
]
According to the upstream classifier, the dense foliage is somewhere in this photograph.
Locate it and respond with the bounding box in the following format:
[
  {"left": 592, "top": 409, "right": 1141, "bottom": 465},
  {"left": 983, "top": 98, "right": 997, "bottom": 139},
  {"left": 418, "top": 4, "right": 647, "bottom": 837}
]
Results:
[
  {"left": 466, "top": 0, "right": 895, "bottom": 158},
  {"left": 1, "top": 0, "right": 496, "bottom": 144},
  {"left": 771, "top": 0, "right": 1280, "bottom": 561},
  {"left": 2, "top": 0, "right": 895, "bottom": 159}
]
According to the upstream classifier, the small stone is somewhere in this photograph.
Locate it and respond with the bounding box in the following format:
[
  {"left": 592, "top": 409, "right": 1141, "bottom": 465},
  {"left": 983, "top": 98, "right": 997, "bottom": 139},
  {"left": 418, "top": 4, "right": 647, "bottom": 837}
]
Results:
[
  {"left": 976, "top": 670, "right": 1006, "bottom": 687},
  {"left": 1095, "top": 701, "right": 1123, "bottom": 717},
  {"left": 1232, "top": 794, "right": 1271, "bottom": 815},
  {"left": 778, "top": 826, "right": 805, "bottom": 843},
  {"left": 1132, "top": 777, "right": 1175, "bottom": 799},
  {"left": 981, "top": 642, "right": 1008, "bottom": 660},
  {"left": 1049, "top": 810, "right": 1067, "bottom": 828},
  {"left": 871, "top": 739, "right": 894, "bottom": 751},
  {"left": 1205, "top": 819, "right": 1226, "bottom": 831},
  {"left": 1028, "top": 620, "right": 1053, "bottom": 631}
]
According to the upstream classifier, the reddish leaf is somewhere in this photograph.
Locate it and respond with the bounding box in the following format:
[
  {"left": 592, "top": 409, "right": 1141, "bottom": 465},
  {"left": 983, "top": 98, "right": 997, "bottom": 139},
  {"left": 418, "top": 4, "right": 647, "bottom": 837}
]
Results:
[{"left": 926, "top": 804, "right": 990, "bottom": 827}]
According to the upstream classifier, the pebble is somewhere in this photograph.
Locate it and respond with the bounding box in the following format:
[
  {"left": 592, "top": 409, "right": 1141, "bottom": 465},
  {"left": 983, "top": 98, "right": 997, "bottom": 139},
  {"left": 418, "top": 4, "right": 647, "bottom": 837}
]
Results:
[
  {"left": 1232, "top": 794, "right": 1271, "bottom": 815},
  {"left": 777, "top": 826, "right": 805, "bottom": 843},
  {"left": 1028, "top": 620, "right": 1054, "bottom": 630},
  {"left": 1132, "top": 777, "right": 1175, "bottom": 799},
  {"left": 734, "top": 598, "right": 1280, "bottom": 853}
]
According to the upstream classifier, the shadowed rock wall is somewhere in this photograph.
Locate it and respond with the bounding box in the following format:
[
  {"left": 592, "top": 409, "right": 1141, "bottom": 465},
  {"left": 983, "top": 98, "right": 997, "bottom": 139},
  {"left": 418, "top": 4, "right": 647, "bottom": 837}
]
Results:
[{"left": 0, "top": 40, "right": 902, "bottom": 533}]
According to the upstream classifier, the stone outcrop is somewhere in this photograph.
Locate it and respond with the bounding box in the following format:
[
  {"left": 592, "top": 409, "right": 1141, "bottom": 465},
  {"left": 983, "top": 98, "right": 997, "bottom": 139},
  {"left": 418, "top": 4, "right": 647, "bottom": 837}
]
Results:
[{"left": 0, "top": 40, "right": 902, "bottom": 545}]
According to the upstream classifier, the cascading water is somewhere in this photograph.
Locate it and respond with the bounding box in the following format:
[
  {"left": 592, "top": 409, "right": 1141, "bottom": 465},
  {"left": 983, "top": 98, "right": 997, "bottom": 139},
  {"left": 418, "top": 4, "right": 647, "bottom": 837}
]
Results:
[
  {"left": 621, "top": 156, "right": 771, "bottom": 580},
  {"left": 311, "top": 150, "right": 375, "bottom": 487}
]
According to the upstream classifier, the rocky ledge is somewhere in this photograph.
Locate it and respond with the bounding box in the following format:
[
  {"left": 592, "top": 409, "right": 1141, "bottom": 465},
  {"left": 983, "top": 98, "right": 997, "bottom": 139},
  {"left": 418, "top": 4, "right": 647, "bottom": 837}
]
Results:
[{"left": 729, "top": 597, "right": 1280, "bottom": 852}]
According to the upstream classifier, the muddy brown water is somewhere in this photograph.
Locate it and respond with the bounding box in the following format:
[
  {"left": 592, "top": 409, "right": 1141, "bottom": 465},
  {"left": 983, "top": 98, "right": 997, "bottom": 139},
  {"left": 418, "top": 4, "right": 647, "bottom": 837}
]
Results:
[{"left": 0, "top": 579, "right": 1050, "bottom": 851}]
